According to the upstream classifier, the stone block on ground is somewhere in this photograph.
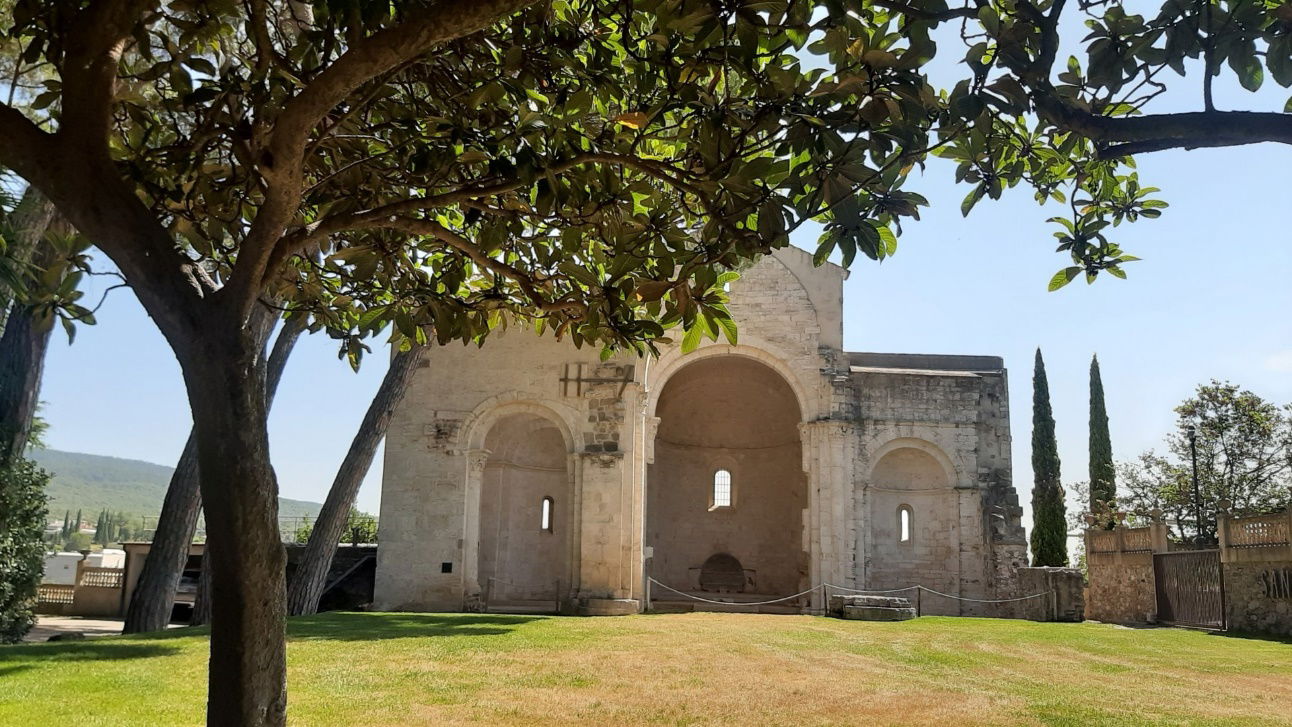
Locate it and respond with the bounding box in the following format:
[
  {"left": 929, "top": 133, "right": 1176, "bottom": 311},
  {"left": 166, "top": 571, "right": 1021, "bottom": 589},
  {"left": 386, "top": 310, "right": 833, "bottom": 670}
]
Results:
[{"left": 828, "top": 594, "right": 917, "bottom": 621}]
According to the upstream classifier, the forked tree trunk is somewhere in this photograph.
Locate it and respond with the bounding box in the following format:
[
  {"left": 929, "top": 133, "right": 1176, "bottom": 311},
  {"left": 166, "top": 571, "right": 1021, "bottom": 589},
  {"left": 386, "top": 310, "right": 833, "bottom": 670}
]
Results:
[
  {"left": 180, "top": 327, "right": 287, "bottom": 727},
  {"left": 286, "top": 345, "right": 426, "bottom": 616},
  {"left": 124, "top": 315, "right": 305, "bottom": 634}
]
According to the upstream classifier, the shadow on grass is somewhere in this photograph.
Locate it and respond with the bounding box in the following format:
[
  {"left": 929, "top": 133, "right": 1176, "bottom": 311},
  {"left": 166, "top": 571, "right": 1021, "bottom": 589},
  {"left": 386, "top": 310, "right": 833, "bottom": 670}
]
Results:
[
  {"left": 1206, "top": 629, "right": 1292, "bottom": 645},
  {"left": 0, "top": 639, "right": 182, "bottom": 664},
  {"left": 287, "top": 612, "right": 545, "bottom": 642}
]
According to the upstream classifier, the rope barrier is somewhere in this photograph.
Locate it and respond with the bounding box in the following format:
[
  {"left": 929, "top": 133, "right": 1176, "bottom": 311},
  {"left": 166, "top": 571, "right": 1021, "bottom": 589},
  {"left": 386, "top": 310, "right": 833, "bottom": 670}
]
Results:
[
  {"left": 912, "top": 586, "right": 1055, "bottom": 604},
  {"left": 647, "top": 578, "right": 1053, "bottom": 608},
  {"left": 825, "top": 583, "right": 1054, "bottom": 604},
  {"left": 824, "top": 584, "right": 920, "bottom": 595},
  {"left": 648, "top": 578, "right": 821, "bottom": 606}
]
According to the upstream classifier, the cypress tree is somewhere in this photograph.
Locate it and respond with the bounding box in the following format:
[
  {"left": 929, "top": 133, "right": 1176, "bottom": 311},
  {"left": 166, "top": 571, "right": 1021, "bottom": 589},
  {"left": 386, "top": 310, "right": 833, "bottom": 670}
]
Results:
[
  {"left": 1088, "top": 355, "right": 1116, "bottom": 526},
  {"left": 74, "top": 509, "right": 82, "bottom": 535},
  {"left": 1030, "top": 349, "right": 1068, "bottom": 566},
  {"left": 61, "top": 510, "right": 71, "bottom": 538}
]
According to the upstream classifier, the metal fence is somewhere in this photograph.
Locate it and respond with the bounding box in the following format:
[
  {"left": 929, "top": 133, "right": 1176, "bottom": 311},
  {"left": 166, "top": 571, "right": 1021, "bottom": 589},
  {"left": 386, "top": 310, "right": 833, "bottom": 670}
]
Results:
[{"left": 1154, "top": 550, "right": 1225, "bottom": 630}]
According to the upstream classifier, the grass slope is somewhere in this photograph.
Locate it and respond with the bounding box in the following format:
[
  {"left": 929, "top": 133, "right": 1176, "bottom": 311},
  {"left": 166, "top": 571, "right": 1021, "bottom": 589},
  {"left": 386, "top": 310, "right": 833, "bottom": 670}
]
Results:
[
  {"left": 2, "top": 613, "right": 1289, "bottom": 726},
  {"left": 29, "top": 448, "right": 322, "bottom": 520}
]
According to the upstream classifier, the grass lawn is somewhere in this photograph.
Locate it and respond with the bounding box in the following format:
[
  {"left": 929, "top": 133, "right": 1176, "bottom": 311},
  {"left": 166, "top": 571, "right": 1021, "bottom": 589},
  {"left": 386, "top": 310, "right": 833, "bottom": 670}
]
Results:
[{"left": 2, "top": 613, "right": 1290, "bottom": 726}]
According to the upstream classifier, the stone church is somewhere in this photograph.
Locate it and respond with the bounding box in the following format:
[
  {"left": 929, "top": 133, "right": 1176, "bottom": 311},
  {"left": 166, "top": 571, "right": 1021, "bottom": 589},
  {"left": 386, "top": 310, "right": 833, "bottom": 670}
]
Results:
[{"left": 375, "top": 246, "right": 1028, "bottom": 616}]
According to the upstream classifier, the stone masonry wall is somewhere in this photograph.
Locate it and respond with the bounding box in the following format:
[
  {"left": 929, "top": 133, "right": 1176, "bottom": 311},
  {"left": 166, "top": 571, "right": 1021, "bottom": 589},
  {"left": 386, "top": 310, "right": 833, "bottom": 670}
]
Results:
[
  {"left": 1224, "top": 562, "right": 1292, "bottom": 635},
  {"left": 854, "top": 367, "right": 1021, "bottom": 615},
  {"left": 1084, "top": 551, "right": 1157, "bottom": 624}
]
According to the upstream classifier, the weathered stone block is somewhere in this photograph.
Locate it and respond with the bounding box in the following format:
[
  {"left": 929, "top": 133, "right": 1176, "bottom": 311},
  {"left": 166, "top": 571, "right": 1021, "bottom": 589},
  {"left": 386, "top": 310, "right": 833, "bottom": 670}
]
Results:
[{"left": 828, "top": 594, "right": 917, "bottom": 621}]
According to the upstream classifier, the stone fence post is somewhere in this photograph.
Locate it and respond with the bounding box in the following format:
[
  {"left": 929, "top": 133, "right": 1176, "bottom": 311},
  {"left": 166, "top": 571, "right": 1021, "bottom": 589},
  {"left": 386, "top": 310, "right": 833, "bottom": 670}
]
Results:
[{"left": 1149, "top": 510, "right": 1169, "bottom": 554}]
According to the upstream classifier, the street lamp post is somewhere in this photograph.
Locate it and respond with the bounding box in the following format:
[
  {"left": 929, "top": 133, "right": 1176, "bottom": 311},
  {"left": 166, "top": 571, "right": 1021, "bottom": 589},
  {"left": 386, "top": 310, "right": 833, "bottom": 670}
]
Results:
[{"left": 1186, "top": 424, "right": 1205, "bottom": 545}]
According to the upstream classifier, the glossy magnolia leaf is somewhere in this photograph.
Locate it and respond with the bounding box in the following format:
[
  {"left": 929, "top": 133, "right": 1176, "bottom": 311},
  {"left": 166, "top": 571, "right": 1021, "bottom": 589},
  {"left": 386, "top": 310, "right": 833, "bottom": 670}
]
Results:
[
  {"left": 680, "top": 320, "right": 704, "bottom": 354},
  {"left": 1047, "top": 267, "right": 1082, "bottom": 292}
]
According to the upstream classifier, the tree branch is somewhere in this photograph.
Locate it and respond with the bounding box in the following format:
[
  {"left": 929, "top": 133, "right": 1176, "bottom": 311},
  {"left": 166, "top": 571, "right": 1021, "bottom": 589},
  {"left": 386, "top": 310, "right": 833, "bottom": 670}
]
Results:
[
  {"left": 1031, "top": 92, "right": 1292, "bottom": 158},
  {"left": 368, "top": 216, "right": 587, "bottom": 317},
  {"left": 229, "top": 0, "right": 541, "bottom": 314},
  {"left": 268, "top": 150, "right": 705, "bottom": 271},
  {"left": 0, "top": 103, "right": 56, "bottom": 186},
  {"left": 870, "top": 0, "right": 976, "bottom": 22}
]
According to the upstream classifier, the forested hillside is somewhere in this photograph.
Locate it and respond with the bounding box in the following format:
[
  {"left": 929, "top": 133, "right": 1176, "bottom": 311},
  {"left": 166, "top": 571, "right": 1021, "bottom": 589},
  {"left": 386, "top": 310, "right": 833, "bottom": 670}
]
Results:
[{"left": 30, "top": 449, "right": 322, "bottom": 521}]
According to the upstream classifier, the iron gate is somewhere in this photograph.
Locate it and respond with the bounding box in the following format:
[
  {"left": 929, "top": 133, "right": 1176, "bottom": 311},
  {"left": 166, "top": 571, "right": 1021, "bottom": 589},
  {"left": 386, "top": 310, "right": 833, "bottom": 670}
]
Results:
[{"left": 1154, "top": 549, "right": 1225, "bottom": 630}]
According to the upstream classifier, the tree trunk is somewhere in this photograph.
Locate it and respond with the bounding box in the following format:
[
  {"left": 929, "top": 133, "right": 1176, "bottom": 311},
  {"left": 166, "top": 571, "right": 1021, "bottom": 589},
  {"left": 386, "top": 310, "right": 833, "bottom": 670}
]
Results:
[
  {"left": 0, "top": 186, "right": 57, "bottom": 333},
  {"left": 0, "top": 242, "right": 61, "bottom": 463},
  {"left": 181, "top": 327, "right": 287, "bottom": 727},
  {"left": 124, "top": 315, "right": 306, "bottom": 634},
  {"left": 286, "top": 345, "right": 425, "bottom": 616}
]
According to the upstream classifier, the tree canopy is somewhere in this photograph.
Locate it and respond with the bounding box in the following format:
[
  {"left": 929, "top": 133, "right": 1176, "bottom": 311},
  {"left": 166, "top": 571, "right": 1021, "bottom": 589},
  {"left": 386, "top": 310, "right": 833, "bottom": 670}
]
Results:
[{"left": 1119, "top": 380, "right": 1291, "bottom": 542}]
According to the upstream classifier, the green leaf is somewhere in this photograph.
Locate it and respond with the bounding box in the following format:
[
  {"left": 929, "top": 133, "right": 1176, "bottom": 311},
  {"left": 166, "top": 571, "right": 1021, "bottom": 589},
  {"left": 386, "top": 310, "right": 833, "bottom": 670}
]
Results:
[
  {"left": 715, "top": 313, "right": 738, "bottom": 345},
  {"left": 1230, "top": 54, "right": 1263, "bottom": 92},
  {"left": 1047, "top": 267, "right": 1081, "bottom": 292},
  {"left": 960, "top": 184, "right": 986, "bottom": 217},
  {"left": 680, "top": 322, "right": 704, "bottom": 353}
]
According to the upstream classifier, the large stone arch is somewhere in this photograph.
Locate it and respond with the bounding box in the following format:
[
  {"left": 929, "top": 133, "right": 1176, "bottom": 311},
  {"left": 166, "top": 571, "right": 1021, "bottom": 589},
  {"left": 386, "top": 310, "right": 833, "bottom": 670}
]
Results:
[
  {"left": 869, "top": 437, "right": 960, "bottom": 488},
  {"left": 644, "top": 340, "right": 818, "bottom": 424},
  {"left": 459, "top": 393, "right": 581, "bottom": 455},
  {"left": 645, "top": 354, "right": 809, "bottom": 601}
]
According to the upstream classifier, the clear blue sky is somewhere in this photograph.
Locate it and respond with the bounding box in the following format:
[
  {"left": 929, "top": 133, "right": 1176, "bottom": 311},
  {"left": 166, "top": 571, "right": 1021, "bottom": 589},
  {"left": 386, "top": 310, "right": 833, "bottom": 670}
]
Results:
[{"left": 33, "top": 62, "right": 1292, "bottom": 531}]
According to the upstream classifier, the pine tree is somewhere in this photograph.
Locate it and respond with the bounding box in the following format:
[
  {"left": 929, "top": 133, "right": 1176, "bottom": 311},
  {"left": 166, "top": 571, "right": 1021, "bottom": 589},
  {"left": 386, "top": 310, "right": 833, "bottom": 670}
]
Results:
[
  {"left": 1030, "top": 349, "right": 1067, "bottom": 566},
  {"left": 1088, "top": 355, "right": 1116, "bottom": 527}
]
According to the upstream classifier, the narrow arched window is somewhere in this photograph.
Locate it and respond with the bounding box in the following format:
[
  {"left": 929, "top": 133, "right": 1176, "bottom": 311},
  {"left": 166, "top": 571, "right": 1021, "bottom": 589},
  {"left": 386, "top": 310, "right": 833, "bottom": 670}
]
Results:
[
  {"left": 712, "top": 469, "right": 732, "bottom": 508},
  {"left": 541, "top": 497, "right": 554, "bottom": 532},
  {"left": 898, "top": 505, "right": 912, "bottom": 543}
]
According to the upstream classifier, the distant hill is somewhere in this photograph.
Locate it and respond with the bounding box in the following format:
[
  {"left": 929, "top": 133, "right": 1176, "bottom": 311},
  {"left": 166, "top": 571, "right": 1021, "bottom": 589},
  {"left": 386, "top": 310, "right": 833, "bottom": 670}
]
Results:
[{"left": 30, "top": 448, "right": 323, "bottom": 521}]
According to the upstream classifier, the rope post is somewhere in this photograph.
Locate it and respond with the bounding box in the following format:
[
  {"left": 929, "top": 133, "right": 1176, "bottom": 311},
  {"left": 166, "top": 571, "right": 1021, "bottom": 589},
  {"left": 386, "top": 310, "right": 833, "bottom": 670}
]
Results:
[
  {"left": 483, "top": 577, "right": 492, "bottom": 613},
  {"left": 1049, "top": 589, "right": 1057, "bottom": 622},
  {"left": 555, "top": 579, "right": 561, "bottom": 615},
  {"left": 915, "top": 586, "right": 921, "bottom": 617},
  {"left": 822, "top": 583, "right": 830, "bottom": 615},
  {"left": 644, "top": 556, "right": 652, "bottom": 612}
]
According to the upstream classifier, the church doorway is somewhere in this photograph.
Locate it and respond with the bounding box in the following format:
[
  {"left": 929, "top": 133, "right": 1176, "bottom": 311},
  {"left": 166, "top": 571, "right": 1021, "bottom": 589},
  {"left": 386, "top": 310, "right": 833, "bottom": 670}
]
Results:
[
  {"left": 646, "top": 356, "right": 808, "bottom": 606},
  {"left": 478, "top": 412, "right": 571, "bottom": 611}
]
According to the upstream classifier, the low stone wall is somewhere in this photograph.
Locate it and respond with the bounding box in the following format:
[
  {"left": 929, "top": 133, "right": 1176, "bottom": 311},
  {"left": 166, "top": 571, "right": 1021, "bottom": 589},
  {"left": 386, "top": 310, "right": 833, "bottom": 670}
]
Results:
[
  {"left": 1224, "top": 561, "right": 1292, "bottom": 635},
  {"left": 1010, "top": 567, "right": 1084, "bottom": 622},
  {"left": 1085, "top": 550, "right": 1156, "bottom": 624}
]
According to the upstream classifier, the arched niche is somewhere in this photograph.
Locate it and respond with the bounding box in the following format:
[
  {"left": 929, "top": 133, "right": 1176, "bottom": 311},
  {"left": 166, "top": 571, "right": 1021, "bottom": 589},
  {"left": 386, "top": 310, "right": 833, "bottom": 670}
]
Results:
[
  {"left": 646, "top": 355, "right": 807, "bottom": 599},
  {"left": 866, "top": 441, "right": 960, "bottom": 600},
  {"left": 477, "top": 412, "right": 573, "bottom": 607}
]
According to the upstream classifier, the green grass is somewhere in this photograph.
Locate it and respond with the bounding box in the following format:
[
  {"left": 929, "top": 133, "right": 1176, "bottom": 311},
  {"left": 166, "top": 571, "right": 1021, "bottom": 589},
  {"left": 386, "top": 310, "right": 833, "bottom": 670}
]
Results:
[{"left": 2, "top": 613, "right": 1290, "bottom": 726}]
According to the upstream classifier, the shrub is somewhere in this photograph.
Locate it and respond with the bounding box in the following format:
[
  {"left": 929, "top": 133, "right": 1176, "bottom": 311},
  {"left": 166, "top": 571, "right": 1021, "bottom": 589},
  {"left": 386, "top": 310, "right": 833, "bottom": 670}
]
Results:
[{"left": 0, "top": 458, "right": 49, "bottom": 643}]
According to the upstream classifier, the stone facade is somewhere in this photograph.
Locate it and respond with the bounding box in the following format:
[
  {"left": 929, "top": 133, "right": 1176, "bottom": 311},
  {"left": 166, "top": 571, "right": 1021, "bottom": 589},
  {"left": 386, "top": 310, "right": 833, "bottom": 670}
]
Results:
[{"left": 375, "top": 247, "right": 1026, "bottom": 614}]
